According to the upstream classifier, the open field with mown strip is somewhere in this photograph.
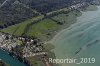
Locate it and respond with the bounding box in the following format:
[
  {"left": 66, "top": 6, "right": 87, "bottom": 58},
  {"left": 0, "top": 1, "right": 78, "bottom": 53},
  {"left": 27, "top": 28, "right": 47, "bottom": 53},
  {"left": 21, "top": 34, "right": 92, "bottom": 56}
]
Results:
[{"left": 1, "top": 15, "right": 44, "bottom": 36}]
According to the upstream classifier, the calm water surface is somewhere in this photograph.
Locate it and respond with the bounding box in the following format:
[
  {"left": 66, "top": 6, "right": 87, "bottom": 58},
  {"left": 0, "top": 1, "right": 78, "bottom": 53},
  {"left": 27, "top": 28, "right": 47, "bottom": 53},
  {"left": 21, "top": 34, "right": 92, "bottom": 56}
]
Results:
[
  {"left": 0, "top": 49, "right": 26, "bottom": 66},
  {"left": 50, "top": 6, "right": 100, "bottom": 66}
]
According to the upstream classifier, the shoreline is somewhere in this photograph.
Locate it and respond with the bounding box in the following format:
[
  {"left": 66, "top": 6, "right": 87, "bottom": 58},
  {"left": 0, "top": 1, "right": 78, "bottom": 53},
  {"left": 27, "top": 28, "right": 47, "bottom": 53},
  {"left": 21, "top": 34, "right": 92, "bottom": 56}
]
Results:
[
  {"left": 0, "top": 5, "right": 98, "bottom": 66},
  {"left": 0, "top": 48, "right": 28, "bottom": 66},
  {"left": 45, "top": 5, "right": 98, "bottom": 66},
  {"left": 47, "top": 5, "right": 98, "bottom": 41},
  {"left": 43, "top": 10, "right": 82, "bottom": 42}
]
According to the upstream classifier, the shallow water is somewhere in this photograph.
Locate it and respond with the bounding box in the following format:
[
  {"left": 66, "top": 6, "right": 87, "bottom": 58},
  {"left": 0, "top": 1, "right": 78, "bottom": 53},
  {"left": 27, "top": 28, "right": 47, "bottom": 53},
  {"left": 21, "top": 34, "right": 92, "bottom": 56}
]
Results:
[{"left": 50, "top": 6, "right": 100, "bottom": 66}]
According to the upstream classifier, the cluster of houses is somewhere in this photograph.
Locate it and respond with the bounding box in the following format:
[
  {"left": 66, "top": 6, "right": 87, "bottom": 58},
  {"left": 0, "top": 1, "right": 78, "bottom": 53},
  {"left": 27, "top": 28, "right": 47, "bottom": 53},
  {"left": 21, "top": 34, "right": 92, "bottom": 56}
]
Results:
[
  {"left": 0, "top": 32, "right": 17, "bottom": 51},
  {"left": 46, "top": 2, "right": 89, "bottom": 17},
  {"left": 0, "top": 32, "right": 46, "bottom": 57},
  {"left": 22, "top": 38, "right": 46, "bottom": 57},
  {"left": 69, "top": 2, "right": 87, "bottom": 10}
]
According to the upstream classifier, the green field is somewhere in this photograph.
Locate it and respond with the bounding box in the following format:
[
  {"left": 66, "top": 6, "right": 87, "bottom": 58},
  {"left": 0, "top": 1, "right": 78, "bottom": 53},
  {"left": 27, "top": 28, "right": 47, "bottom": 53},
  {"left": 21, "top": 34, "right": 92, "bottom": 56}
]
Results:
[
  {"left": 26, "top": 18, "right": 59, "bottom": 38},
  {"left": 52, "top": 10, "right": 82, "bottom": 24},
  {"left": 1, "top": 16, "right": 44, "bottom": 36},
  {"left": 1, "top": 16, "right": 59, "bottom": 39},
  {"left": 23, "top": 12, "right": 78, "bottom": 40},
  {"left": 1, "top": 10, "right": 81, "bottom": 40}
]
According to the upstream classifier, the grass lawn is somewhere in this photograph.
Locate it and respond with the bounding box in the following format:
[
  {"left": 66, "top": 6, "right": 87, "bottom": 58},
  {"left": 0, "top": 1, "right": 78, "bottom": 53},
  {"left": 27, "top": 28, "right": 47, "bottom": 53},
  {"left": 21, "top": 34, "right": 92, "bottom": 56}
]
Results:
[
  {"left": 26, "top": 18, "right": 59, "bottom": 38},
  {"left": 1, "top": 15, "right": 44, "bottom": 36},
  {"left": 52, "top": 10, "right": 82, "bottom": 24},
  {"left": 1, "top": 16, "right": 59, "bottom": 39}
]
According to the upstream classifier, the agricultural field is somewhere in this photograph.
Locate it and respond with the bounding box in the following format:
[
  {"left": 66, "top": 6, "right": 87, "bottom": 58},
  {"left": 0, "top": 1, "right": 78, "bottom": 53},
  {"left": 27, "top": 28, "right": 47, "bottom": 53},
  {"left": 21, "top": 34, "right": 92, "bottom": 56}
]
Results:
[
  {"left": 1, "top": 16, "right": 59, "bottom": 39},
  {"left": 26, "top": 18, "right": 59, "bottom": 38},
  {"left": 1, "top": 15, "right": 44, "bottom": 36}
]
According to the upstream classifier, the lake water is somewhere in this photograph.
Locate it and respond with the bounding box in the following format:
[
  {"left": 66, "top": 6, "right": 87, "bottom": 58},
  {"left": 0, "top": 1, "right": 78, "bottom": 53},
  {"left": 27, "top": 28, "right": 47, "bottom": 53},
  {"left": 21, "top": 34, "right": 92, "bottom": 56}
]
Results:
[
  {"left": 50, "top": 6, "right": 100, "bottom": 66},
  {"left": 0, "top": 49, "right": 26, "bottom": 66}
]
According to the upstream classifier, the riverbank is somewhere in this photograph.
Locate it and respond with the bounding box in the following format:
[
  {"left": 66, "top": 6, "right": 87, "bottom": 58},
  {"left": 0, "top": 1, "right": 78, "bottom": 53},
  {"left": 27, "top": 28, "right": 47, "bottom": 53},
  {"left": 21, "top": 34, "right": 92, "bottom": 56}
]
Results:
[
  {"left": 45, "top": 5, "right": 99, "bottom": 66},
  {"left": 0, "top": 48, "right": 27, "bottom": 66}
]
